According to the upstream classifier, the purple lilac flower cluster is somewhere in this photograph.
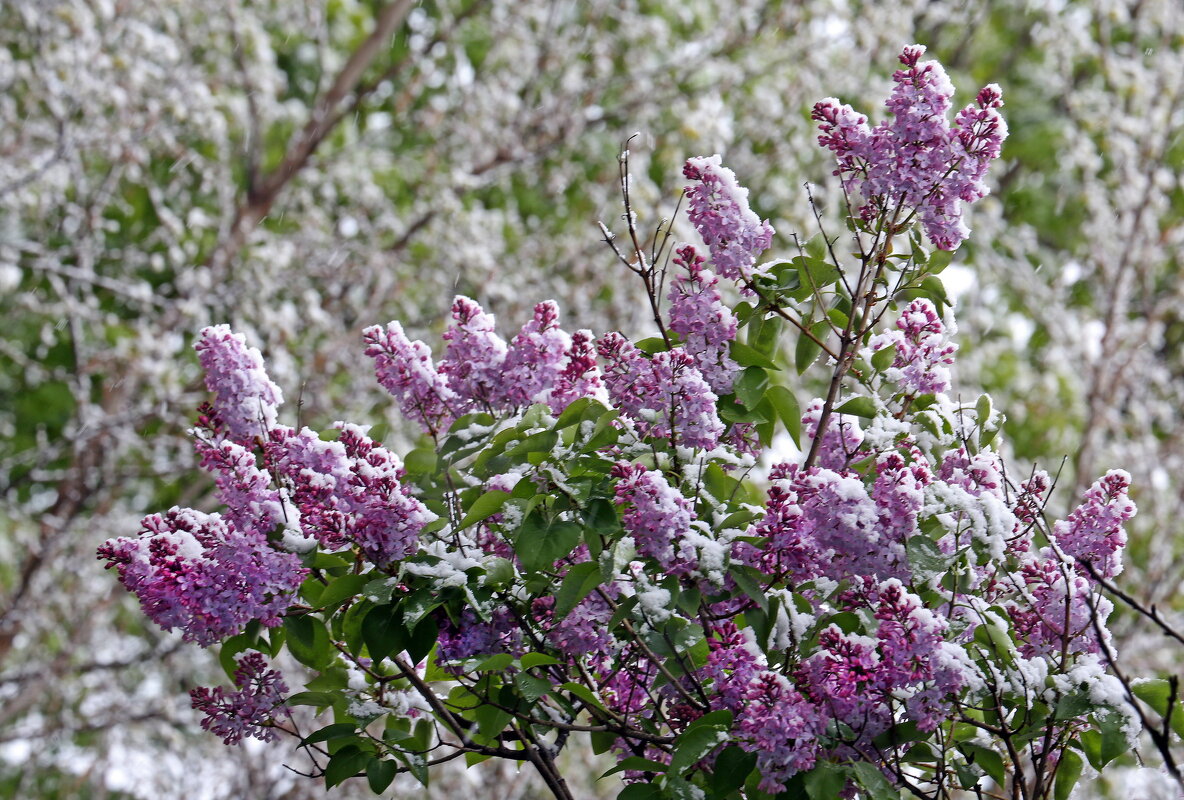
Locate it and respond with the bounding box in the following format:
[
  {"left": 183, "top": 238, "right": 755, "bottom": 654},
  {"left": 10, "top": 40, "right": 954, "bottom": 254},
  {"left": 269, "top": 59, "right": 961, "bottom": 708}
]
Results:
[
  {"left": 682, "top": 155, "right": 775, "bottom": 282},
  {"left": 190, "top": 652, "right": 289, "bottom": 745},
  {"left": 612, "top": 462, "right": 697, "bottom": 571},
  {"left": 1051, "top": 470, "right": 1134, "bottom": 579},
  {"left": 866, "top": 298, "right": 957, "bottom": 396},
  {"left": 598, "top": 332, "right": 725, "bottom": 450},
  {"left": 668, "top": 245, "right": 740, "bottom": 395},
  {"left": 365, "top": 298, "right": 603, "bottom": 435},
  {"left": 97, "top": 508, "right": 306, "bottom": 646},
  {"left": 194, "top": 325, "right": 284, "bottom": 443},
  {"left": 812, "top": 44, "right": 1007, "bottom": 249}
]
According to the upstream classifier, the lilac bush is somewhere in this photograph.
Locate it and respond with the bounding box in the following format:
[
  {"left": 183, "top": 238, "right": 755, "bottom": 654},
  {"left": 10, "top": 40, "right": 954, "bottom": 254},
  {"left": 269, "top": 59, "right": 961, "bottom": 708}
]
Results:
[{"left": 99, "top": 45, "right": 1178, "bottom": 800}]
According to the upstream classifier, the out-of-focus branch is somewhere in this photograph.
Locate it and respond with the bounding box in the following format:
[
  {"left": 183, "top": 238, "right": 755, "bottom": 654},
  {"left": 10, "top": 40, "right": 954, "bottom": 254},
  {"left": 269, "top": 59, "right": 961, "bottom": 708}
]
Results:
[{"left": 208, "top": 0, "right": 417, "bottom": 273}]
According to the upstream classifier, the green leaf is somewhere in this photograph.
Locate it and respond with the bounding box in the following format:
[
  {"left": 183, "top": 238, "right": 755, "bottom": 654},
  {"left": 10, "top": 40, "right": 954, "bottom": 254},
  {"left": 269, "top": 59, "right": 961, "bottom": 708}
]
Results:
[
  {"left": 835, "top": 396, "right": 877, "bottom": 418},
  {"left": 635, "top": 336, "right": 668, "bottom": 355},
  {"left": 406, "top": 616, "right": 438, "bottom": 664},
  {"left": 520, "top": 652, "right": 560, "bottom": 670},
  {"left": 850, "top": 761, "right": 899, "bottom": 800},
  {"left": 475, "top": 652, "right": 515, "bottom": 672},
  {"left": 325, "top": 745, "right": 368, "bottom": 788},
  {"left": 795, "top": 324, "right": 822, "bottom": 374},
  {"left": 401, "top": 590, "right": 442, "bottom": 630},
  {"left": 554, "top": 396, "right": 598, "bottom": 429},
  {"left": 302, "top": 722, "right": 357, "bottom": 746},
  {"left": 907, "top": 534, "right": 954, "bottom": 584},
  {"left": 730, "top": 340, "right": 779, "bottom": 370},
  {"left": 728, "top": 566, "right": 769, "bottom": 614},
  {"left": 366, "top": 759, "right": 398, "bottom": 794},
  {"left": 475, "top": 703, "right": 512, "bottom": 740},
  {"left": 766, "top": 384, "right": 801, "bottom": 447},
  {"left": 591, "top": 729, "right": 617, "bottom": 755},
  {"left": 514, "top": 672, "right": 552, "bottom": 704},
  {"left": 618, "top": 783, "right": 664, "bottom": 800},
  {"left": 669, "top": 725, "right": 725, "bottom": 775},
  {"left": 961, "top": 743, "right": 1006, "bottom": 787},
  {"left": 927, "top": 249, "right": 953, "bottom": 274},
  {"left": 361, "top": 606, "right": 405, "bottom": 663},
  {"left": 804, "top": 762, "right": 847, "bottom": 800},
  {"left": 318, "top": 573, "right": 370, "bottom": 609},
  {"left": 602, "top": 756, "right": 670, "bottom": 778},
  {"left": 735, "top": 366, "right": 770, "bottom": 410},
  {"left": 1132, "top": 679, "right": 1184, "bottom": 738},
  {"left": 284, "top": 614, "right": 333, "bottom": 670},
  {"left": 871, "top": 344, "right": 897, "bottom": 373},
  {"left": 561, "top": 681, "right": 608, "bottom": 713},
  {"left": 402, "top": 447, "right": 437, "bottom": 475},
  {"left": 709, "top": 745, "right": 757, "bottom": 796},
  {"left": 1055, "top": 749, "right": 1083, "bottom": 800},
  {"left": 555, "top": 561, "right": 603, "bottom": 618},
  {"left": 514, "top": 513, "right": 582, "bottom": 572},
  {"left": 459, "top": 489, "right": 511, "bottom": 528},
  {"left": 921, "top": 275, "right": 950, "bottom": 308}
]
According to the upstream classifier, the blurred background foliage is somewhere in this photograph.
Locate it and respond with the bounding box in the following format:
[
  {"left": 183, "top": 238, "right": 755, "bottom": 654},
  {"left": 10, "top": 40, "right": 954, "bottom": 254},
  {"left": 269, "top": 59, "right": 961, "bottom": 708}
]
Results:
[{"left": 0, "top": 0, "right": 1181, "bottom": 797}]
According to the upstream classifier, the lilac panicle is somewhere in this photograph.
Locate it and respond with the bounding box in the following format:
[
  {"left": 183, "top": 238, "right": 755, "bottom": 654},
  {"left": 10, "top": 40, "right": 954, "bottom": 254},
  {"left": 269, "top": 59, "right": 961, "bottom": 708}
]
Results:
[
  {"left": 190, "top": 652, "right": 289, "bottom": 745},
  {"left": 612, "top": 462, "right": 696, "bottom": 570},
  {"left": 363, "top": 320, "right": 458, "bottom": 435},
  {"left": 683, "top": 155, "right": 775, "bottom": 282},
  {"left": 668, "top": 244, "right": 740, "bottom": 395},
  {"left": 441, "top": 296, "right": 508, "bottom": 407},
  {"left": 1051, "top": 470, "right": 1134, "bottom": 579},
  {"left": 267, "top": 423, "right": 434, "bottom": 565},
  {"left": 547, "top": 329, "right": 607, "bottom": 412},
  {"left": 500, "top": 300, "right": 572, "bottom": 407},
  {"left": 97, "top": 508, "right": 306, "bottom": 647},
  {"left": 801, "top": 398, "right": 865, "bottom": 471},
  {"left": 867, "top": 298, "right": 957, "bottom": 396},
  {"left": 598, "top": 333, "right": 725, "bottom": 450},
  {"left": 193, "top": 433, "right": 283, "bottom": 538},
  {"left": 195, "top": 325, "right": 284, "bottom": 444},
  {"left": 812, "top": 44, "right": 1007, "bottom": 250}
]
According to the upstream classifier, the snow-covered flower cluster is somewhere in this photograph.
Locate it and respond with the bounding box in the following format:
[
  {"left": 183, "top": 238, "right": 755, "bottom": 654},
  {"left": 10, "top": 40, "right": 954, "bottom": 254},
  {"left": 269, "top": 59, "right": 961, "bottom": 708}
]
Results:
[{"left": 813, "top": 44, "right": 1008, "bottom": 249}]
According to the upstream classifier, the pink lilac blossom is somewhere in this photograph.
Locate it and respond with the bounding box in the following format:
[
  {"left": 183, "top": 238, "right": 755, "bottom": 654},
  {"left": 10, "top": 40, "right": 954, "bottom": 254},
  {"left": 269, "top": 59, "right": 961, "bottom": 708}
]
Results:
[
  {"left": 1011, "top": 557, "right": 1114, "bottom": 659},
  {"left": 682, "top": 155, "right": 775, "bottom": 282},
  {"left": 437, "top": 608, "right": 521, "bottom": 664},
  {"left": 668, "top": 244, "right": 740, "bottom": 395},
  {"left": 733, "top": 671, "right": 822, "bottom": 794},
  {"left": 612, "top": 462, "right": 696, "bottom": 570},
  {"left": 500, "top": 300, "right": 572, "bottom": 407},
  {"left": 872, "top": 451, "right": 932, "bottom": 554},
  {"left": 867, "top": 299, "right": 957, "bottom": 396},
  {"left": 193, "top": 430, "right": 283, "bottom": 537},
  {"left": 937, "top": 446, "right": 1005, "bottom": 499},
  {"left": 363, "top": 320, "right": 459, "bottom": 435},
  {"left": 812, "top": 45, "right": 1007, "bottom": 250},
  {"left": 531, "top": 592, "right": 615, "bottom": 663},
  {"left": 547, "top": 329, "right": 607, "bottom": 412},
  {"left": 266, "top": 424, "right": 433, "bottom": 565},
  {"left": 194, "top": 325, "right": 284, "bottom": 443},
  {"left": 441, "top": 296, "right": 509, "bottom": 407},
  {"left": 1051, "top": 470, "right": 1134, "bottom": 579},
  {"left": 598, "top": 333, "right": 725, "bottom": 450},
  {"left": 97, "top": 508, "right": 306, "bottom": 646},
  {"left": 190, "top": 652, "right": 289, "bottom": 745},
  {"left": 752, "top": 463, "right": 906, "bottom": 583},
  {"left": 801, "top": 398, "right": 865, "bottom": 471}
]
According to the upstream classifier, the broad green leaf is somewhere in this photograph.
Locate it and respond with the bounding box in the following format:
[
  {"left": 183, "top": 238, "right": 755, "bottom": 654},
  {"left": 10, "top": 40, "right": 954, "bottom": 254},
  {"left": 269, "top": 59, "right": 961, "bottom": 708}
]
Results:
[
  {"left": 735, "top": 366, "right": 770, "bottom": 410},
  {"left": 795, "top": 324, "right": 822, "bottom": 374},
  {"left": 514, "top": 513, "right": 582, "bottom": 572},
  {"left": 602, "top": 756, "right": 669, "bottom": 778},
  {"left": 871, "top": 343, "right": 897, "bottom": 372},
  {"left": 709, "top": 745, "right": 756, "bottom": 796},
  {"left": 835, "top": 396, "right": 877, "bottom": 418},
  {"left": 284, "top": 614, "right": 333, "bottom": 670},
  {"left": 1054, "top": 749, "right": 1082, "bottom": 800},
  {"left": 325, "top": 745, "right": 369, "bottom": 788},
  {"left": 618, "top": 784, "right": 663, "bottom": 800},
  {"left": 459, "top": 489, "right": 511, "bottom": 528},
  {"left": 514, "top": 672, "right": 551, "bottom": 704},
  {"left": 767, "top": 384, "right": 801, "bottom": 446},
  {"left": 302, "top": 723, "right": 358, "bottom": 746},
  {"left": 402, "top": 447, "right": 437, "bottom": 475},
  {"left": 520, "top": 652, "right": 560, "bottom": 669},
  {"left": 730, "top": 339, "right": 779, "bottom": 370},
  {"left": 475, "top": 652, "right": 515, "bottom": 672},
  {"left": 555, "top": 561, "right": 603, "bottom": 617},
  {"left": 850, "top": 760, "right": 899, "bottom": 800},
  {"left": 961, "top": 743, "right": 1006, "bottom": 787},
  {"left": 361, "top": 606, "right": 405, "bottom": 663},
  {"left": 318, "top": 573, "right": 371, "bottom": 609},
  {"left": 366, "top": 759, "right": 398, "bottom": 794},
  {"left": 804, "top": 762, "right": 847, "bottom": 800},
  {"left": 1132, "top": 679, "right": 1184, "bottom": 738}
]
